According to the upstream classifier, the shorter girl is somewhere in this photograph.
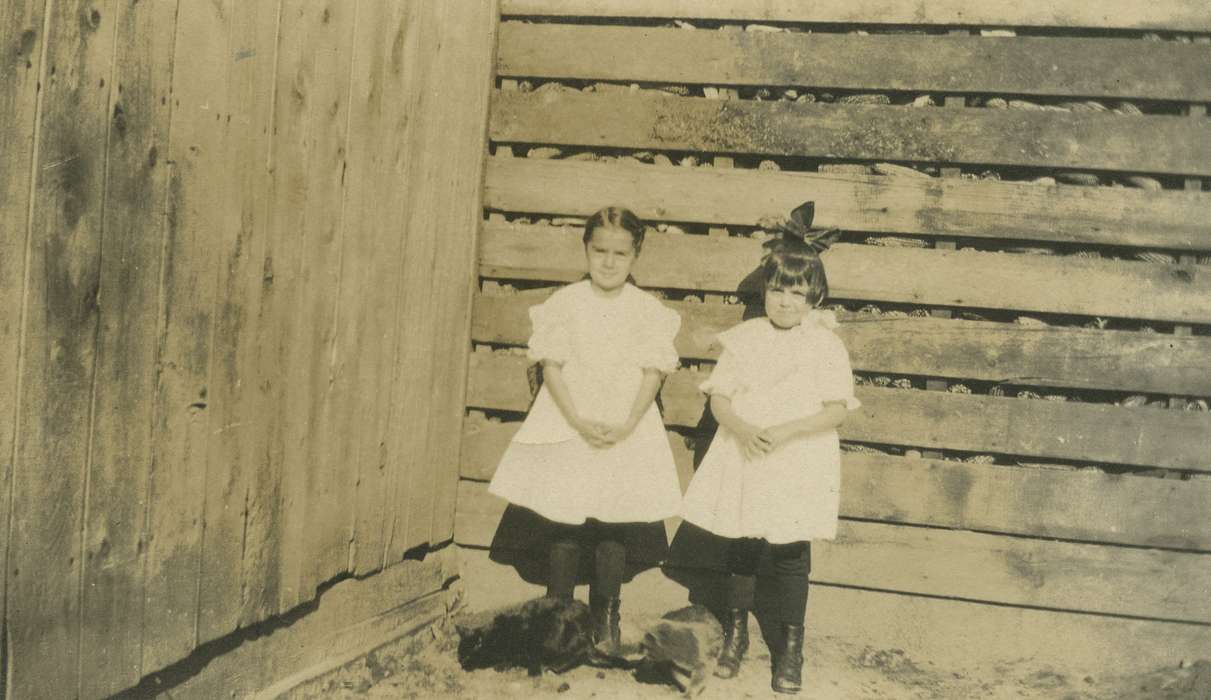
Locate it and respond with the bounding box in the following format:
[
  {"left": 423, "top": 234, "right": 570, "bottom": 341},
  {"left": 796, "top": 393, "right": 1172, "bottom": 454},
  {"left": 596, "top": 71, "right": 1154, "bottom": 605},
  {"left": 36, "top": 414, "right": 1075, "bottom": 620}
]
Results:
[
  {"left": 489, "top": 206, "right": 684, "bottom": 658},
  {"left": 678, "top": 202, "right": 859, "bottom": 694}
]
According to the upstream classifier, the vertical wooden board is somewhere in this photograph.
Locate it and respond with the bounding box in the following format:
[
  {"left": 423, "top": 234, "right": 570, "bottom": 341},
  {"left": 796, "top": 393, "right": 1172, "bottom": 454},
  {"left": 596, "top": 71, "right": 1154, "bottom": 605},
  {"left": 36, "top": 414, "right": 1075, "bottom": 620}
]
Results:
[
  {"left": 238, "top": 0, "right": 288, "bottom": 624},
  {"left": 0, "top": 0, "right": 50, "bottom": 639},
  {"left": 6, "top": 1, "right": 116, "bottom": 697},
  {"left": 293, "top": 0, "right": 359, "bottom": 601},
  {"left": 195, "top": 0, "right": 282, "bottom": 644},
  {"left": 77, "top": 0, "right": 177, "bottom": 694},
  {"left": 340, "top": 0, "right": 424, "bottom": 576},
  {"left": 383, "top": 0, "right": 445, "bottom": 563},
  {"left": 258, "top": 0, "right": 320, "bottom": 616},
  {"left": 265, "top": 0, "right": 356, "bottom": 612},
  {"left": 422, "top": 0, "right": 498, "bottom": 544},
  {"left": 139, "top": 0, "right": 228, "bottom": 674}
]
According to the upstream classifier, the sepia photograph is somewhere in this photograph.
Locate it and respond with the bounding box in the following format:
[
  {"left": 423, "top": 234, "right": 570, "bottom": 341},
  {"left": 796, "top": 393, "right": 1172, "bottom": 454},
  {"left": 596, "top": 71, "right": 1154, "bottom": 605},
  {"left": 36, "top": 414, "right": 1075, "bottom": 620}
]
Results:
[{"left": 0, "top": 1, "right": 1208, "bottom": 698}]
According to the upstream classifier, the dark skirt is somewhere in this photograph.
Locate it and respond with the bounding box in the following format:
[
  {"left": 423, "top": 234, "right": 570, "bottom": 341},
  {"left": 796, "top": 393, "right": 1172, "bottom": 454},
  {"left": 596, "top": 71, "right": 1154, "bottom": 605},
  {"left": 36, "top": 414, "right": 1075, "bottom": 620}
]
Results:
[{"left": 488, "top": 503, "right": 670, "bottom": 587}]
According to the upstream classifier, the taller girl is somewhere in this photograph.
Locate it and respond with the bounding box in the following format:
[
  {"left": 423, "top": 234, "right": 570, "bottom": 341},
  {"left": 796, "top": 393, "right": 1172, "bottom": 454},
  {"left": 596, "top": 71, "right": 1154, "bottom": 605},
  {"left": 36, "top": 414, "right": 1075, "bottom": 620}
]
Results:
[
  {"left": 488, "top": 206, "right": 684, "bottom": 657},
  {"left": 679, "top": 202, "right": 860, "bottom": 694}
]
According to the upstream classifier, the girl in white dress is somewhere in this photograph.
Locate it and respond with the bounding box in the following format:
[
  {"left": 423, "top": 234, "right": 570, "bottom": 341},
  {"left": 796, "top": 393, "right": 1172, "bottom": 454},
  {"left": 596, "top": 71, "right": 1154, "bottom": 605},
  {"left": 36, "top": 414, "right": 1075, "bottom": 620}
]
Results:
[
  {"left": 488, "top": 206, "right": 683, "bottom": 658},
  {"left": 678, "top": 202, "right": 860, "bottom": 694}
]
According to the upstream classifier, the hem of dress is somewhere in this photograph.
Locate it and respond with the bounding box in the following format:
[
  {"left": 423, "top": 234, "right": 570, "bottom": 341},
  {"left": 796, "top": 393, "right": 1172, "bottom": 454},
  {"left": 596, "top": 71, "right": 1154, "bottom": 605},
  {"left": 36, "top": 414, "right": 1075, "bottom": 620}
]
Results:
[
  {"left": 680, "top": 514, "right": 837, "bottom": 544},
  {"left": 489, "top": 486, "right": 679, "bottom": 527}
]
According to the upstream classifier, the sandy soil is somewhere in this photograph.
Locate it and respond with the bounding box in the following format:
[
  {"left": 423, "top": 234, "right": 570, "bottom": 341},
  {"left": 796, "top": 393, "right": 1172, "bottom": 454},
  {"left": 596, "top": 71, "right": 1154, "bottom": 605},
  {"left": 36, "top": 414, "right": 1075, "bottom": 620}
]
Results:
[{"left": 287, "top": 613, "right": 1211, "bottom": 700}]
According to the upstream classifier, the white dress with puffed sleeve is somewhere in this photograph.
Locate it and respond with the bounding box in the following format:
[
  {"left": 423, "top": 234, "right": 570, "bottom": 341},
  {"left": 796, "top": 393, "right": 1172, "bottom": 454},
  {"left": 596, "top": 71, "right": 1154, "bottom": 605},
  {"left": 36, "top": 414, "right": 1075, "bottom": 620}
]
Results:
[
  {"left": 488, "top": 281, "right": 685, "bottom": 525},
  {"left": 679, "top": 311, "right": 860, "bottom": 543}
]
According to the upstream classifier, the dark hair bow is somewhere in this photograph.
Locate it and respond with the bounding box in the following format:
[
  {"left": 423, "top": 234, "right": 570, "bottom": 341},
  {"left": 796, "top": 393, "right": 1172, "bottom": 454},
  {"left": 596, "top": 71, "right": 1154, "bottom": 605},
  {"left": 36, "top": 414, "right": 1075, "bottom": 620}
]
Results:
[{"left": 757, "top": 201, "right": 842, "bottom": 253}]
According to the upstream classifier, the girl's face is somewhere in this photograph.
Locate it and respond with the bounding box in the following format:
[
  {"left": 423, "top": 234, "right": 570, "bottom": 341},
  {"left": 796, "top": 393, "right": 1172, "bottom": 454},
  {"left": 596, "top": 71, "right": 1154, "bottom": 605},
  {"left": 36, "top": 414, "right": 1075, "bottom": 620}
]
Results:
[
  {"left": 585, "top": 226, "right": 638, "bottom": 294},
  {"left": 765, "top": 283, "right": 812, "bottom": 329}
]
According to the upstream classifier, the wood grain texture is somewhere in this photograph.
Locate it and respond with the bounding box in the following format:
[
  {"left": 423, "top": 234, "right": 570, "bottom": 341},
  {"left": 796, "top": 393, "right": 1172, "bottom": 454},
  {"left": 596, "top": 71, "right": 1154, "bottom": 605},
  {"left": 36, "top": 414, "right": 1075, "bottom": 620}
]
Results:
[
  {"left": 473, "top": 292, "right": 1211, "bottom": 395},
  {"left": 499, "top": 23, "right": 1211, "bottom": 102},
  {"left": 480, "top": 222, "right": 1211, "bottom": 324},
  {"left": 345, "top": 0, "right": 426, "bottom": 577},
  {"left": 484, "top": 158, "right": 1211, "bottom": 251},
  {"left": 6, "top": 1, "right": 116, "bottom": 696},
  {"left": 78, "top": 0, "right": 177, "bottom": 694},
  {"left": 456, "top": 481, "right": 1211, "bottom": 622},
  {"left": 492, "top": 90, "right": 1211, "bottom": 176},
  {"left": 140, "top": 0, "right": 224, "bottom": 673},
  {"left": 418, "top": 0, "right": 498, "bottom": 545},
  {"left": 500, "top": 0, "right": 1211, "bottom": 32},
  {"left": 0, "top": 0, "right": 50, "bottom": 650},
  {"left": 382, "top": 0, "right": 445, "bottom": 563},
  {"left": 466, "top": 352, "right": 1211, "bottom": 471},
  {"left": 460, "top": 420, "right": 1211, "bottom": 550},
  {"left": 288, "top": 0, "right": 359, "bottom": 609},
  {"left": 196, "top": 0, "right": 282, "bottom": 645}
]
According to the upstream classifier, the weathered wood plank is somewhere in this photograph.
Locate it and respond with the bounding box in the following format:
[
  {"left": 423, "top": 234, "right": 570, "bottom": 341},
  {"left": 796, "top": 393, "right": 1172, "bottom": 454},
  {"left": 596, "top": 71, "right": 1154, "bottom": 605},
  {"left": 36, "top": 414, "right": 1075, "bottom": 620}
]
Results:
[
  {"left": 419, "top": 0, "right": 498, "bottom": 545},
  {"left": 289, "top": 0, "right": 359, "bottom": 608},
  {"left": 384, "top": 0, "right": 447, "bottom": 561},
  {"left": 481, "top": 221, "right": 1211, "bottom": 325},
  {"left": 140, "top": 0, "right": 225, "bottom": 673},
  {"left": 500, "top": 0, "right": 1211, "bottom": 32},
  {"left": 345, "top": 0, "right": 426, "bottom": 577},
  {"left": 6, "top": 1, "right": 116, "bottom": 696},
  {"left": 499, "top": 23, "right": 1211, "bottom": 102},
  {"left": 484, "top": 158, "right": 1211, "bottom": 251},
  {"left": 0, "top": 0, "right": 50, "bottom": 649},
  {"left": 78, "top": 0, "right": 177, "bottom": 694},
  {"left": 492, "top": 90, "right": 1211, "bottom": 176},
  {"left": 466, "top": 352, "right": 1211, "bottom": 471},
  {"left": 460, "top": 421, "right": 1211, "bottom": 550},
  {"left": 473, "top": 292, "right": 1211, "bottom": 396},
  {"left": 457, "top": 480, "right": 1211, "bottom": 622},
  {"left": 196, "top": 0, "right": 282, "bottom": 646}
]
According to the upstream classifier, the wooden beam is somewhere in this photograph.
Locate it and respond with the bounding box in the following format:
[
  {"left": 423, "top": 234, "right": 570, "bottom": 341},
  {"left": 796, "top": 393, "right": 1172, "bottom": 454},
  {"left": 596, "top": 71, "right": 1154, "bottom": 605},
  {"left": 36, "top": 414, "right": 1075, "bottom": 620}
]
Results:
[
  {"left": 6, "top": 1, "right": 117, "bottom": 697},
  {"left": 77, "top": 1, "right": 178, "bottom": 695},
  {"left": 481, "top": 221, "right": 1211, "bottom": 325},
  {"left": 484, "top": 158, "right": 1211, "bottom": 251},
  {"left": 459, "top": 419, "right": 1211, "bottom": 550},
  {"left": 473, "top": 293, "right": 1211, "bottom": 396},
  {"left": 500, "top": 0, "right": 1211, "bottom": 32},
  {"left": 466, "top": 352, "right": 1211, "bottom": 471},
  {"left": 0, "top": 0, "right": 51, "bottom": 671},
  {"left": 491, "top": 90, "right": 1211, "bottom": 176},
  {"left": 499, "top": 23, "right": 1211, "bottom": 102},
  {"left": 455, "top": 481, "right": 1211, "bottom": 622}
]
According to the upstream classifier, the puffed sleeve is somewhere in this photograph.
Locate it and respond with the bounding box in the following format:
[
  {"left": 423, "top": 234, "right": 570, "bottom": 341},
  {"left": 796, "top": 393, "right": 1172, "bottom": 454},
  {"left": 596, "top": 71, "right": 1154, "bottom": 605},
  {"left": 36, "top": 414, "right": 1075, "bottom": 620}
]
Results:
[
  {"left": 525, "top": 294, "right": 573, "bottom": 365},
  {"left": 699, "top": 347, "right": 743, "bottom": 398},
  {"left": 816, "top": 332, "right": 861, "bottom": 410},
  {"left": 633, "top": 301, "right": 681, "bottom": 373}
]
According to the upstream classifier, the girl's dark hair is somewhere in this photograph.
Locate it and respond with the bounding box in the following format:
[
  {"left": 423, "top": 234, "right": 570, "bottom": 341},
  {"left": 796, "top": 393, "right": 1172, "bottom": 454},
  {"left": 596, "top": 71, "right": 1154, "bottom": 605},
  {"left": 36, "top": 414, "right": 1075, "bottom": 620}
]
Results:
[
  {"left": 582, "top": 206, "right": 645, "bottom": 252},
  {"left": 761, "top": 238, "right": 829, "bottom": 306}
]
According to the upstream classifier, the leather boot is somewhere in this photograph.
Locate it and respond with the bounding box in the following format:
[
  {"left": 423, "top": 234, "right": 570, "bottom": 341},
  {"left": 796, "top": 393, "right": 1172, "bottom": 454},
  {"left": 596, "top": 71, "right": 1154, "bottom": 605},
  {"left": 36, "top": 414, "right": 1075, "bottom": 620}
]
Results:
[
  {"left": 713, "top": 607, "right": 750, "bottom": 678},
  {"left": 588, "top": 593, "right": 622, "bottom": 659},
  {"left": 771, "top": 623, "right": 804, "bottom": 694}
]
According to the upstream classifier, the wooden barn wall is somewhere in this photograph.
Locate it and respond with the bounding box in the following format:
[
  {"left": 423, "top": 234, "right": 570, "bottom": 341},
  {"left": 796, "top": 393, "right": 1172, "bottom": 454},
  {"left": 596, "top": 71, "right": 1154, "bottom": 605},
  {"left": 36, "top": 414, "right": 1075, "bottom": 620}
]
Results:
[
  {"left": 0, "top": 1, "right": 495, "bottom": 698},
  {"left": 454, "top": 0, "right": 1211, "bottom": 669}
]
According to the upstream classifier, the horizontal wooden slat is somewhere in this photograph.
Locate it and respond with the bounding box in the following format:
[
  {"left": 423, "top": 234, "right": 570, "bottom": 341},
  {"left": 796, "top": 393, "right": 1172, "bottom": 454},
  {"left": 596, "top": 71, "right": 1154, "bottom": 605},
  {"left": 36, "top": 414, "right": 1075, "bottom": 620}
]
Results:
[
  {"left": 474, "top": 292, "right": 1211, "bottom": 395},
  {"left": 455, "top": 480, "right": 1211, "bottom": 622},
  {"left": 500, "top": 24, "right": 1211, "bottom": 102},
  {"left": 460, "top": 418, "right": 1211, "bottom": 550},
  {"left": 466, "top": 352, "right": 1211, "bottom": 472},
  {"left": 484, "top": 158, "right": 1211, "bottom": 251},
  {"left": 481, "top": 221, "right": 1211, "bottom": 325},
  {"left": 492, "top": 91, "right": 1211, "bottom": 176},
  {"left": 501, "top": 1, "right": 1211, "bottom": 33}
]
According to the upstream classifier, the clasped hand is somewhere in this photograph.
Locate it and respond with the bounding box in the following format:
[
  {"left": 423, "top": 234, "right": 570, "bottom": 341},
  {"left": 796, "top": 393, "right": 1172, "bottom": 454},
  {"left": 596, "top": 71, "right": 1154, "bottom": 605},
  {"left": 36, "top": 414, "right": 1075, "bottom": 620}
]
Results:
[
  {"left": 573, "top": 417, "right": 636, "bottom": 449},
  {"left": 733, "top": 422, "right": 793, "bottom": 461}
]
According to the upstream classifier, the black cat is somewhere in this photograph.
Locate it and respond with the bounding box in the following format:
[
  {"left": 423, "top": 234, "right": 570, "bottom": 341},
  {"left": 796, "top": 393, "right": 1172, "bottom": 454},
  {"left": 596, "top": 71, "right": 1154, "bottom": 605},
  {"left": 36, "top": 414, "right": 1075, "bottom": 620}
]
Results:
[{"left": 456, "top": 596, "right": 596, "bottom": 676}]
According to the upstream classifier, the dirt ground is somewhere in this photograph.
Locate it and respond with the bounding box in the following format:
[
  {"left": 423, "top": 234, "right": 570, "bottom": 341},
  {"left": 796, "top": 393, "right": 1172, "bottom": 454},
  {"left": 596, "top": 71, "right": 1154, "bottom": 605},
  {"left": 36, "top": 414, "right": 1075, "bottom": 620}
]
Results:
[{"left": 288, "top": 612, "right": 1211, "bottom": 700}]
